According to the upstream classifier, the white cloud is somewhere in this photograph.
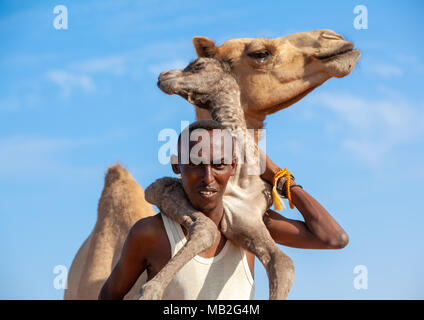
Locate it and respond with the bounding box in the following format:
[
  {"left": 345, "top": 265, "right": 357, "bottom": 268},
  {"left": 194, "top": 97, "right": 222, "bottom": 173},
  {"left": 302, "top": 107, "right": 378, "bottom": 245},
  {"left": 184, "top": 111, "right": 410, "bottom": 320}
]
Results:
[
  {"left": 394, "top": 54, "right": 424, "bottom": 74},
  {"left": 0, "top": 136, "right": 79, "bottom": 177},
  {"left": 342, "top": 139, "right": 390, "bottom": 166},
  {"left": 308, "top": 91, "right": 424, "bottom": 165},
  {"left": 0, "top": 97, "right": 21, "bottom": 111},
  {"left": 361, "top": 56, "right": 405, "bottom": 78},
  {"left": 46, "top": 70, "right": 95, "bottom": 98},
  {"left": 45, "top": 54, "right": 134, "bottom": 99},
  {"left": 3, "top": 39, "right": 193, "bottom": 109},
  {"left": 148, "top": 59, "right": 189, "bottom": 76},
  {"left": 372, "top": 64, "right": 404, "bottom": 77},
  {"left": 0, "top": 134, "right": 125, "bottom": 180},
  {"left": 70, "top": 56, "right": 128, "bottom": 75},
  {"left": 362, "top": 54, "right": 424, "bottom": 78}
]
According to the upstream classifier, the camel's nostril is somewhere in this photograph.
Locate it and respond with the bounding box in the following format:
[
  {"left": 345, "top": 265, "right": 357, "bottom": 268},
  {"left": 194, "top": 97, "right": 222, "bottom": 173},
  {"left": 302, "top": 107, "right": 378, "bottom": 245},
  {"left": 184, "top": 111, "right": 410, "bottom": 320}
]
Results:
[
  {"left": 321, "top": 32, "right": 344, "bottom": 41},
  {"left": 158, "top": 72, "right": 174, "bottom": 89}
]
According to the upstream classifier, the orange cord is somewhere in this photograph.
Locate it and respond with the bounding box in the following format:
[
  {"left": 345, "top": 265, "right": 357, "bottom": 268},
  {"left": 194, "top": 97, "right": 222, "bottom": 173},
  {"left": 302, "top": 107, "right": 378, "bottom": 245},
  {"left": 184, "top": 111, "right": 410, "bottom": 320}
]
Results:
[{"left": 272, "top": 167, "right": 294, "bottom": 211}]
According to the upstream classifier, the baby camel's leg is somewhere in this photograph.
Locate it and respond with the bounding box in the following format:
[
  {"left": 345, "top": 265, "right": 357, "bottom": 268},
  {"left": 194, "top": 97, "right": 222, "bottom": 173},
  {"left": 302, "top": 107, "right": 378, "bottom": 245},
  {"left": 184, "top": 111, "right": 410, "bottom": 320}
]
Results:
[
  {"left": 220, "top": 213, "right": 295, "bottom": 300},
  {"left": 140, "top": 178, "right": 218, "bottom": 300}
]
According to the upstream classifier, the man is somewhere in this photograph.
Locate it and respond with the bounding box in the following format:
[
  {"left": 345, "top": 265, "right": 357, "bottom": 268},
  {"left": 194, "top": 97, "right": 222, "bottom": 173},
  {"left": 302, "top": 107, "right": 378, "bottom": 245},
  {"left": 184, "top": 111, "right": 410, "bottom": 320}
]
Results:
[{"left": 99, "top": 120, "right": 348, "bottom": 299}]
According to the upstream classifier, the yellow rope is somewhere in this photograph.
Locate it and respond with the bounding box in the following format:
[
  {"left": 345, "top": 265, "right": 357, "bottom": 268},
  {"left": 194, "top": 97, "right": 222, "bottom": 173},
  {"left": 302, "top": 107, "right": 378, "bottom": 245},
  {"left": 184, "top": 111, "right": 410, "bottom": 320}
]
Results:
[{"left": 272, "top": 167, "right": 294, "bottom": 211}]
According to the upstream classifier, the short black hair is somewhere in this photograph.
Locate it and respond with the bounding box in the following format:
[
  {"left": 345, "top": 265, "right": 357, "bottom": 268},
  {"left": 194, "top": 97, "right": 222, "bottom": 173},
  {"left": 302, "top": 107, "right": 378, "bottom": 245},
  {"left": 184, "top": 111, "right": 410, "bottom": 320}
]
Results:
[
  {"left": 177, "top": 119, "right": 234, "bottom": 160},
  {"left": 178, "top": 119, "right": 228, "bottom": 146}
]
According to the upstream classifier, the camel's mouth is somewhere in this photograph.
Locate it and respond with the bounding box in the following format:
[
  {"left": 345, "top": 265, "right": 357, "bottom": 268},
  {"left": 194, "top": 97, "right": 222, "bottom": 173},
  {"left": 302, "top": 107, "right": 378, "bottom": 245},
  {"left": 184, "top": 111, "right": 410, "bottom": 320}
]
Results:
[{"left": 315, "top": 43, "right": 356, "bottom": 61}]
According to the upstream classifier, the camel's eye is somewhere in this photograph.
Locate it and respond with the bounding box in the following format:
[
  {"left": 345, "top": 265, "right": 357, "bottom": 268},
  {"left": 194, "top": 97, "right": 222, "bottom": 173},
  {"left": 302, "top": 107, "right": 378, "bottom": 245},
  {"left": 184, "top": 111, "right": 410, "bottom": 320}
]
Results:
[
  {"left": 184, "top": 61, "right": 205, "bottom": 73},
  {"left": 247, "top": 51, "right": 272, "bottom": 63}
]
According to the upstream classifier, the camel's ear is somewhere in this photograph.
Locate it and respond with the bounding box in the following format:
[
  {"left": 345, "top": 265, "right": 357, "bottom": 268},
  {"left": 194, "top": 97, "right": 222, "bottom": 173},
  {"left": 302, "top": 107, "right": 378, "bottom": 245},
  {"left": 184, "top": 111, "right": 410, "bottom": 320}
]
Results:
[{"left": 193, "top": 36, "right": 217, "bottom": 58}]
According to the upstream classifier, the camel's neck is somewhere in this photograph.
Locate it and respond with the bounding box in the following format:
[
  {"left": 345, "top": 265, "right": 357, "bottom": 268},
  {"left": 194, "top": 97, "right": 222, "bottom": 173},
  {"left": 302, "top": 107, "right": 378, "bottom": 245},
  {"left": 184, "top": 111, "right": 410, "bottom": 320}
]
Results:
[
  {"left": 208, "top": 89, "right": 246, "bottom": 130},
  {"left": 194, "top": 97, "right": 265, "bottom": 149},
  {"left": 195, "top": 105, "right": 264, "bottom": 131},
  {"left": 194, "top": 87, "right": 261, "bottom": 179}
]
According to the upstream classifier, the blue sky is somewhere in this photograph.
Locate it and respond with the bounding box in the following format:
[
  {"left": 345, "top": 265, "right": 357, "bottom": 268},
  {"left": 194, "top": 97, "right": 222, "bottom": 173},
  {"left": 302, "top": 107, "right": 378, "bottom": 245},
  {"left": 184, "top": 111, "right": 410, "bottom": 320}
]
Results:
[{"left": 0, "top": 0, "right": 423, "bottom": 299}]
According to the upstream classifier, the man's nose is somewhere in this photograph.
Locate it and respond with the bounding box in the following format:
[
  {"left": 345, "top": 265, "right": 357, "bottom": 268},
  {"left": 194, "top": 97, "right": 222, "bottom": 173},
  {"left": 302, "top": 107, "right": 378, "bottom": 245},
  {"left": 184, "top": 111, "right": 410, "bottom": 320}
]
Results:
[{"left": 201, "top": 165, "right": 214, "bottom": 185}]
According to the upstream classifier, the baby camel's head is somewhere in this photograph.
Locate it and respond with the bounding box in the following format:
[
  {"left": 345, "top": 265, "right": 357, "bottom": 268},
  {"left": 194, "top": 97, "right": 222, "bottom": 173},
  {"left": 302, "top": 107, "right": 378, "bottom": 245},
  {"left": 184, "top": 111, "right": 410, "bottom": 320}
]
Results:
[{"left": 157, "top": 57, "right": 239, "bottom": 110}]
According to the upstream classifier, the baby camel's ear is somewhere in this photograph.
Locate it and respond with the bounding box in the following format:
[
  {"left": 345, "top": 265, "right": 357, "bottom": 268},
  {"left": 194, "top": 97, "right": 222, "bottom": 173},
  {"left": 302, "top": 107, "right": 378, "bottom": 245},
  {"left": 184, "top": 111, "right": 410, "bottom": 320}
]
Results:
[{"left": 193, "top": 36, "right": 217, "bottom": 58}]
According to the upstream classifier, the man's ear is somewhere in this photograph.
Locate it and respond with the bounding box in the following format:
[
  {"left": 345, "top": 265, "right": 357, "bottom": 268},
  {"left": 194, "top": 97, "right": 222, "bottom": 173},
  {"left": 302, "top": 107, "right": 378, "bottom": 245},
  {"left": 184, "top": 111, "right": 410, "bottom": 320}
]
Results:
[
  {"left": 193, "top": 36, "right": 217, "bottom": 58},
  {"left": 230, "top": 156, "right": 237, "bottom": 176},
  {"left": 171, "top": 155, "right": 181, "bottom": 174}
]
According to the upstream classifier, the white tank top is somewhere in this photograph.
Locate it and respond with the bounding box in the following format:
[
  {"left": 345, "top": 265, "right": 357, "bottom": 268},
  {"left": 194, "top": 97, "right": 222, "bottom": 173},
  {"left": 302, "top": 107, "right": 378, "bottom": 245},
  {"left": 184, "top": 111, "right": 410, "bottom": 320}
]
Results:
[{"left": 160, "top": 213, "right": 255, "bottom": 300}]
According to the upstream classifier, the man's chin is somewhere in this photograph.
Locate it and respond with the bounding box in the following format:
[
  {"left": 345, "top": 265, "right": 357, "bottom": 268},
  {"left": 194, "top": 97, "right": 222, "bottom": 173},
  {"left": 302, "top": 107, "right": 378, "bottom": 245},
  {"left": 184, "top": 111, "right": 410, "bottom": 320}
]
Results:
[
  {"left": 190, "top": 198, "right": 218, "bottom": 214},
  {"left": 194, "top": 203, "right": 217, "bottom": 214}
]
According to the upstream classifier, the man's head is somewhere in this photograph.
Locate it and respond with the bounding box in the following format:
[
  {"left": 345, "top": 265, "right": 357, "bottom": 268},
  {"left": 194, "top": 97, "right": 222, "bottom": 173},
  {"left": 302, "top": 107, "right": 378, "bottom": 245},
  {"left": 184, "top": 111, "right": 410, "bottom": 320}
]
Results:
[{"left": 171, "top": 120, "right": 236, "bottom": 214}]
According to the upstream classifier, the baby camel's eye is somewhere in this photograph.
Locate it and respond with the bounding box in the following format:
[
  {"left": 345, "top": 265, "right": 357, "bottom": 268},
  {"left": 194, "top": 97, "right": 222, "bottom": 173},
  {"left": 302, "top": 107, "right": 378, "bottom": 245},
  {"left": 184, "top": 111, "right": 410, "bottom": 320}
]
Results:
[
  {"left": 184, "top": 61, "right": 205, "bottom": 73},
  {"left": 247, "top": 51, "right": 272, "bottom": 63}
]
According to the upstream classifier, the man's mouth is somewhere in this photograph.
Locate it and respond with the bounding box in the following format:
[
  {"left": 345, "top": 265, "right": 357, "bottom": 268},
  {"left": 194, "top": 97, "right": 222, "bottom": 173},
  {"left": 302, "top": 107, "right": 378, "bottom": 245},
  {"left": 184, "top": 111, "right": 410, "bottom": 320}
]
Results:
[{"left": 198, "top": 188, "right": 218, "bottom": 199}]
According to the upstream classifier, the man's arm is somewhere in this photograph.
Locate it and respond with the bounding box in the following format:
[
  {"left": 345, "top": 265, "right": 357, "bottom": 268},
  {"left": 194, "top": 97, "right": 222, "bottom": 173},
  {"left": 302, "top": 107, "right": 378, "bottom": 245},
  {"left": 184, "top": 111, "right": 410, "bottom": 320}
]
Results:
[
  {"left": 98, "top": 218, "right": 155, "bottom": 300},
  {"left": 260, "top": 152, "right": 349, "bottom": 249}
]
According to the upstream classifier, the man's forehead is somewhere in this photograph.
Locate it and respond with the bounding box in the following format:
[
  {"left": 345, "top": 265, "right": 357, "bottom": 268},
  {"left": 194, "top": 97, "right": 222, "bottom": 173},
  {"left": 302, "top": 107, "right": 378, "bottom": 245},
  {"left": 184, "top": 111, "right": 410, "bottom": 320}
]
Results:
[{"left": 180, "top": 128, "right": 234, "bottom": 164}]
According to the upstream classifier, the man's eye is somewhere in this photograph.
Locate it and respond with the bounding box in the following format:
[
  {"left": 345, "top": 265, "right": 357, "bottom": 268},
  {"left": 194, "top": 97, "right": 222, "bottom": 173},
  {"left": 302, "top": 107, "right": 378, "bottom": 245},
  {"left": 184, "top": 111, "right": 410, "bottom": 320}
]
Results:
[{"left": 212, "top": 163, "right": 226, "bottom": 169}]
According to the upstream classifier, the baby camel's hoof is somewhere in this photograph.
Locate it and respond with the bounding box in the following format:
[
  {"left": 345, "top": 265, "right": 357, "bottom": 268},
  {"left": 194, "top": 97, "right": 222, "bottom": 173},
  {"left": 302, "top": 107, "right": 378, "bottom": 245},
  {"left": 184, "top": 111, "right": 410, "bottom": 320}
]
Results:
[{"left": 139, "top": 281, "right": 164, "bottom": 300}]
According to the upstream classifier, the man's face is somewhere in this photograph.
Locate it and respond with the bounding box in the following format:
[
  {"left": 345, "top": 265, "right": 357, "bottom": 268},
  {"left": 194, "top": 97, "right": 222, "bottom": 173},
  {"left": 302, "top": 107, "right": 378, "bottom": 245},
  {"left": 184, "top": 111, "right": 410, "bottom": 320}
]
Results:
[{"left": 173, "top": 129, "right": 236, "bottom": 214}]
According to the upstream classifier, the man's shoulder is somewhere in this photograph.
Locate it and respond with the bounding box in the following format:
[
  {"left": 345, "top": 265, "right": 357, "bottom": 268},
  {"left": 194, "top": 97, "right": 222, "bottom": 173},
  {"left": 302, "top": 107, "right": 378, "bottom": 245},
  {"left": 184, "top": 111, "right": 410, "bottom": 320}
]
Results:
[{"left": 129, "top": 213, "right": 166, "bottom": 244}]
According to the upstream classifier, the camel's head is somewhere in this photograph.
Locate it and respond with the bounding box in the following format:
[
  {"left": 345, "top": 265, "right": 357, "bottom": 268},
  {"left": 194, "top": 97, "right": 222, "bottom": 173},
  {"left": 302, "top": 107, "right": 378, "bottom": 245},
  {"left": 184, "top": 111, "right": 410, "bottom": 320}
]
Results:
[
  {"left": 157, "top": 57, "right": 238, "bottom": 111},
  {"left": 193, "top": 29, "right": 361, "bottom": 128}
]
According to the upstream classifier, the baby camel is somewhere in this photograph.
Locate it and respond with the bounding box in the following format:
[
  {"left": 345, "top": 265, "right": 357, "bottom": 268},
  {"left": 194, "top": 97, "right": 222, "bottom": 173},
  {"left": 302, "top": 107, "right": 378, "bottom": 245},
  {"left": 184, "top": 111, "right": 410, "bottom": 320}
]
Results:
[{"left": 140, "top": 57, "right": 294, "bottom": 300}]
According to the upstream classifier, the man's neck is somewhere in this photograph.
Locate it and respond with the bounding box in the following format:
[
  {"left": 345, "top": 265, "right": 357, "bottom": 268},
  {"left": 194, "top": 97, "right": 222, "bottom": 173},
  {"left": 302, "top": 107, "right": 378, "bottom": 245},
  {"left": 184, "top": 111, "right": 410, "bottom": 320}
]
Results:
[
  {"left": 188, "top": 204, "right": 227, "bottom": 258},
  {"left": 202, "top": 204, "right": 224, "bottom": 227}
]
